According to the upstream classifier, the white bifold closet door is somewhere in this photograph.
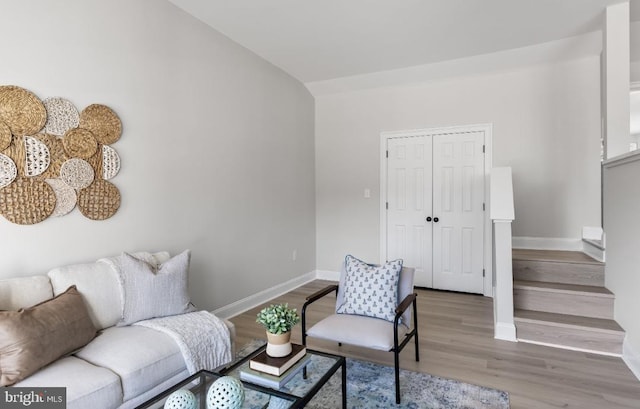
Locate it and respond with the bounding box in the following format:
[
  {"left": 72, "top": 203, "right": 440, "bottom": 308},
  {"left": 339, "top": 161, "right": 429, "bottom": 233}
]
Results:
[{"left": 386, "top": 132, "right": 485, "bottom": 294}]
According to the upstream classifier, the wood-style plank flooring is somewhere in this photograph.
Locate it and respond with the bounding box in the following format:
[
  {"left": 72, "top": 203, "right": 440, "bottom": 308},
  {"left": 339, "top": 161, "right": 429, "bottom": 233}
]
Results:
[{"left": 229, "top": 280, "right": 640, "bottom": 409}]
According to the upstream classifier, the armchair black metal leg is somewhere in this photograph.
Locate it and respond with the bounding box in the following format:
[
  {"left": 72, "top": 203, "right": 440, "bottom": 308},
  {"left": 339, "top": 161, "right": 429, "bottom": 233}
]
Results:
[
  {"left": 413, "top": 298, "right": 420, "bottom": 362},
  {"left": 394, "top": 348, "right": 401, "bottom": 404},
  {"left": 301, "top": 313, "right": 308, "bottom": 379},
  {"left": 301, "top": 311, "right": 308, "bottom": 348}
]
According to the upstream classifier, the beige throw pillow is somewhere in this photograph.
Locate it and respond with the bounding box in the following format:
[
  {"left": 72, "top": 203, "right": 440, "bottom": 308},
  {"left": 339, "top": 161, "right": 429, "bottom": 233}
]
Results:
[
  {"left": 117, "top": 250, "right": 193, "bottom": 326},
  {"left": 0, "top": 285, "right": 97, "bottom": 386}
]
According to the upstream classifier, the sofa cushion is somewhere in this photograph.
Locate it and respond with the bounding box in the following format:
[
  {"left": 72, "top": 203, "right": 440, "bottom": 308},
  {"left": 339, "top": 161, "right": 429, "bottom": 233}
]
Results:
[
  {"left": 118, "top": 369, "right": 189, "bottom": 409},
  {"left": 15, "top": 356, "right": 123, "bottom": 409},
  {"left": 0, "top": 286, "right": 97, "bottom": 386},
  {"left": 117, "top": 250, "right": 192, "bottom": 326},
  {"left": 48, "top": 262, "right": 122, "bottom": 330},
  {"left": 0, "top": 275, "right": 53, "bottom": 310},
  {"left": 75, "top": 326, "right": 186, "bottom": 401}
]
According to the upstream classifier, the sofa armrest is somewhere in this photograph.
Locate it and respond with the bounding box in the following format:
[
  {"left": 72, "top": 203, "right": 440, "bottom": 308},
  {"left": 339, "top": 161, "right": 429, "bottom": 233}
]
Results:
[{"left": 222, "top": 319, "right": 236, "bottom": 357}]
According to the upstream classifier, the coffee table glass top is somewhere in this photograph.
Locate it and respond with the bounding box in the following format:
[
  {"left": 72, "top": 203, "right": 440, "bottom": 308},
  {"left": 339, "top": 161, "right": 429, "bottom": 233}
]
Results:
[
  {"left": 136, "top": 345, "right": 345, "bottom": 409},
  {"left": 221, "top": 345, "right": 344, "bottom": 406},
  {"left": 135, "top": 370, "right": 297, "bottom": 409}
]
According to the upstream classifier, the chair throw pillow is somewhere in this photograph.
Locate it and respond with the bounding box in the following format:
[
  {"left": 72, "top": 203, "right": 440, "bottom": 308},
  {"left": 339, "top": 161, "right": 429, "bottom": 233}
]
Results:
[
  {"left": 0, "top": 285, "right": 97, "bottom": 386},
  {"left": 336, "top": 255, "right": 403, "bottom": 322},
  {"left": 117, "top": 249, "right": 193, "bottom": 326}
]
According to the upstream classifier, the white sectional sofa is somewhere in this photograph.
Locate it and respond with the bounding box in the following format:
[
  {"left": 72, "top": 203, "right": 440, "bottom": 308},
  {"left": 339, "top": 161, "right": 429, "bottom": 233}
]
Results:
[{"left": 0, "top": 251, "right": 235, "bottom": 409}]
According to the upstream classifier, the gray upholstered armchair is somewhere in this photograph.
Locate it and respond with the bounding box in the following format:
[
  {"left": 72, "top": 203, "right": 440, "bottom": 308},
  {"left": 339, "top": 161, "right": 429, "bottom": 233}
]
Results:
[{"left": 301, "top": 255, "right": 419, "bottom": 404}]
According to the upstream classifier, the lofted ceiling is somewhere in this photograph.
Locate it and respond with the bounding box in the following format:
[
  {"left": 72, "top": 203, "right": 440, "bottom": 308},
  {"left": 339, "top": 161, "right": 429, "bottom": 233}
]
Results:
[{"left": 168, "top": 0, "right": 640, "bottom": 83}]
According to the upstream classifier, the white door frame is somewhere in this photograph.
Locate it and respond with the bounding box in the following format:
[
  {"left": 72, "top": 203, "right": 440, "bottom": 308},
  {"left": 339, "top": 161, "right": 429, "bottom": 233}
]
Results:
[{"left": 380, "top": 123, "right": 494, "bottom": 297}]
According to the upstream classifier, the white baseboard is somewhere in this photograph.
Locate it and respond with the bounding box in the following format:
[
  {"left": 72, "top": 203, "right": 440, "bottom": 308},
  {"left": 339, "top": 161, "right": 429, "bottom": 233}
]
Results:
[
  {"left": 623, "top": 337, "right": 640, "bottom": 381},
  {"left": 494, "top": 322, "right": 517, "bottom": 342},
  {"left": 315, "top": 269, "right": 340, "bottom": 281},
  {"left": 582, "top": 240, "right": 605, "bottom": 262},
  {"left": 513, "top": 236, "right": 607, "bottom": 261},
  {"left": 213, "top": 271, "right": 317, "bottom": 319},
  {"left": 512, "top": 236, "right": 582, "bottom": 251}
]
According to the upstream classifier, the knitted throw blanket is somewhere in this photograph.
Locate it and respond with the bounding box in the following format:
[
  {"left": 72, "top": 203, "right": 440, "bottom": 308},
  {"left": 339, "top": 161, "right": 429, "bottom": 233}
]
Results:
[{"left": 134, "top": 310, "right": 232, "bottom": 374}]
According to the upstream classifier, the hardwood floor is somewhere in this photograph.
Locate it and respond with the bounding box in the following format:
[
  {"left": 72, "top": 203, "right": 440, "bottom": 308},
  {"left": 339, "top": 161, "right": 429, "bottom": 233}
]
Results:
[{"left": 229, "top": 280, "right": 640, "bottom": 409}]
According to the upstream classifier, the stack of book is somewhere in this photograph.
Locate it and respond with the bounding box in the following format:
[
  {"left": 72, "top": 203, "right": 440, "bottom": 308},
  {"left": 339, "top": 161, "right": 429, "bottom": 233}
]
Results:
[{"left": 240, "top": 344, "right": 310, "bottom": 389}]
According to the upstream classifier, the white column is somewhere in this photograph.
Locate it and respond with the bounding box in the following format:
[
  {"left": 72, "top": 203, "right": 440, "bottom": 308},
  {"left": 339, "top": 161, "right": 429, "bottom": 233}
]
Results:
[{"left": 603, "top": 2, "right": 630, "bottom": 159}]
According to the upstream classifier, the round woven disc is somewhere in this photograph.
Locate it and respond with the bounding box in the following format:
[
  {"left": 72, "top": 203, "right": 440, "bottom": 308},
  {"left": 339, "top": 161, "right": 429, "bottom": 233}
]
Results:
[
  {"left": 0, "top": 86, "right": 46, "bottom": 136},
  {"left": 79, "top": 104, "right": 121, "bottom": 144},
  {"left": 0, "top": 153, "right": 17, "bottom": 188},
  {"left": 43, "top": 97, "right": 80, "bottom": 136},
  {"left": 2, "top": 136, "right": 25, "bottom": 178},
  {"left": 63, "top": 128, "right": 97, "bottom": 159},
  {"left": 60, "top": 158, "right": 94, "bottom": 189},
  {"left": 102, "top": 145, "right": 120, "bottom": 180},
  {"left": 36, "top": 133, "right": 68, "bottom": 180},
  {"left": 0, "top": 177, "right": 56, "bottom": 225},
  {"left": 77, "top": 179, "right": 120, "bottom": 220},
  {"left": 85, "top": 144, "right": 103, "bottom": 181},
  {"left": 45, "top": 178, "right": 77, "bottom": 217},
  {"left": 24, "top": 136, "right": 51, "bottom": 177},
  {"left": 0, "top": 120, "right": 11, "bottom": 150}
]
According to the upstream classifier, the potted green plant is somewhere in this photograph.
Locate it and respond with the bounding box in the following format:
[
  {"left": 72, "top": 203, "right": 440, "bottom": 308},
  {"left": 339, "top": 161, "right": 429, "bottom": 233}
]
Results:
[{"left": 256, "top": 303, "right": 300, "bottom": 357}]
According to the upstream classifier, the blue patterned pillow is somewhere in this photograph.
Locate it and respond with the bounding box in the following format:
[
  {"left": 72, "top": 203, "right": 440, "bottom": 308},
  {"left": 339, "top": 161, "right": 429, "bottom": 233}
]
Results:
[{"left": 336, "top": 255, "right": 403, "bottom": 322}]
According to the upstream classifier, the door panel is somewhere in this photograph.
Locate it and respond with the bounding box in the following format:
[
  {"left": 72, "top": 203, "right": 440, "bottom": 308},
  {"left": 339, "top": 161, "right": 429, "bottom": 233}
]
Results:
[
  {"left": 386, "top": 136, "right": 433, "bottom": 287},
  {"left": 432, "top": 132, "right": 485, "bottom": 293}
]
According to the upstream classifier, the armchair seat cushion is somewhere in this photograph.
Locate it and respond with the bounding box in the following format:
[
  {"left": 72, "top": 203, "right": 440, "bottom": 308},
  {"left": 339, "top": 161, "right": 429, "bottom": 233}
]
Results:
[{"left": 306, "top": 314, "right": 408, "bottom": 351}]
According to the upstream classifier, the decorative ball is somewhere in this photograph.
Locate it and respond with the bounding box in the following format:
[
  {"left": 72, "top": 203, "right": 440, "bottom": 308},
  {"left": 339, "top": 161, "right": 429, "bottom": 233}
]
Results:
[
  {"left": 207, "top": 376, "right": 245, "bottom": 409},
  {"left": 164, "top": 389, "right": 197, "bottom": 409}
]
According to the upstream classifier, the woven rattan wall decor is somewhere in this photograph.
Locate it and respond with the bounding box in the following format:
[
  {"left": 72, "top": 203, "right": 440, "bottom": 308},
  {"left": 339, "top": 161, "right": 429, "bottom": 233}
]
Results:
[{"left": 0, "top": 85, "right": 122, "bottom": 224}]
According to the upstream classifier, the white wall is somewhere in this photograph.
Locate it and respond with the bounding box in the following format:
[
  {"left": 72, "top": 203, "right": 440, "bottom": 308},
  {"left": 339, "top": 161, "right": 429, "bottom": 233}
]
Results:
[
  {"left": 0, "top": 0, "right": 316, "bottom": 311},
  {"left": 603, "top": 2, "right": 631, "bottom": 159},
  {"left": 315, "top": 57, "right": 601, "bottom": 270},
  {"left": 603, "top": 155, "right": 640, "bottom": 379},
  {"left": 632, "top": 21, "right": 640, "bottom": 82},
  {"left": 633, "top": 61, "right": 640, "bottom": 83}
]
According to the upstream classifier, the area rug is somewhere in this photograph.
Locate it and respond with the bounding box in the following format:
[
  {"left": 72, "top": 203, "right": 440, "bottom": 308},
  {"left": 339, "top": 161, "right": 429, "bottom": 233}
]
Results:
[{"left": 236, "top": 340, "right": 510, "bottom": 408}]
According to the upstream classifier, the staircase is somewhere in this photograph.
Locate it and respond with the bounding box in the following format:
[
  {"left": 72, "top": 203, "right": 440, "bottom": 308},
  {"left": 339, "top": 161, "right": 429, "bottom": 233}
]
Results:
[{"left": 512, "top": 249, "right": 624, "bottom": 356}]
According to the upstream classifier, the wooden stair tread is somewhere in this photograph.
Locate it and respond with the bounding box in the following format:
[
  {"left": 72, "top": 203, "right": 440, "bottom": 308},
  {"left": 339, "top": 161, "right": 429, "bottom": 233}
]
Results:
[
  {"left": 514, "top": 309, "right": 624, "bottom": 334},
  {"left": 514, "top": 280, "right": 613, "bottom": 297},
  {"left": 512, "top": 249, "right": 603, "bottom": 265}
]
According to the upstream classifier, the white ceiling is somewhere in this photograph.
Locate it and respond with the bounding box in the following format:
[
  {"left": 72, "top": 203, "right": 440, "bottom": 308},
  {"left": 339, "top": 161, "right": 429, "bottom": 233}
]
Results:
[{"left": 168, "top": 0, "right": 640, "bottom": 83}]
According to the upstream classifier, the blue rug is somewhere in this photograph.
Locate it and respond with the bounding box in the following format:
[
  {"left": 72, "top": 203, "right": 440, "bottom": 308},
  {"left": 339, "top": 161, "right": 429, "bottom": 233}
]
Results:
[{"left": 236, "top": 340, "right": 510, "bottom": 408}]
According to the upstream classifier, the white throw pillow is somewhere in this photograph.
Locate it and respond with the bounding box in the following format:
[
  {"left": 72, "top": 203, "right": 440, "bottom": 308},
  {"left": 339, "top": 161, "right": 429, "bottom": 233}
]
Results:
[
  {"left": 336, "top": 255, "right": 403, "bottom": 322},
  {"left": 117, "top": 250, "right": 193, "bottom": 326}
]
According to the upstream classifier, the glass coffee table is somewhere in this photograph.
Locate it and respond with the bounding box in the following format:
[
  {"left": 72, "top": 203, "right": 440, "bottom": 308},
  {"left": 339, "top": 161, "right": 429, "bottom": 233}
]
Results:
[{"left": 136, "top": 345, "right": 346, "bottom": 409}]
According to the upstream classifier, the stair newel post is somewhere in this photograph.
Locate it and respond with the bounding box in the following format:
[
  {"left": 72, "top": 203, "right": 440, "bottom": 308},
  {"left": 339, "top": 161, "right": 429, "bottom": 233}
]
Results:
[{"left": 490, "top": 167, "right": 517, "bottom": 341}]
